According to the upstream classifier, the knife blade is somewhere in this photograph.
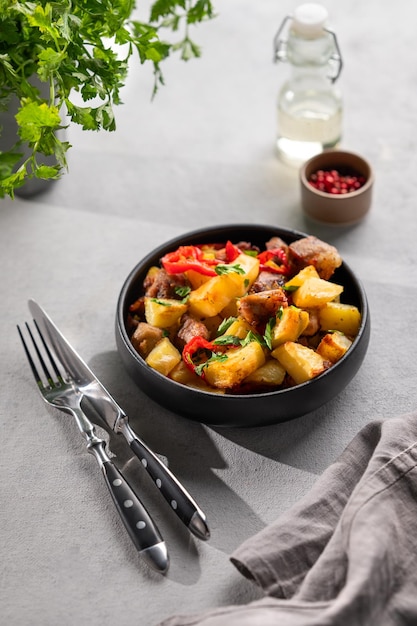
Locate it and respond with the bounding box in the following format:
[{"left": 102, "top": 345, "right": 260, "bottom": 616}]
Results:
[{"left": 28, "top": 299, "right": 210, "bottom": 541}]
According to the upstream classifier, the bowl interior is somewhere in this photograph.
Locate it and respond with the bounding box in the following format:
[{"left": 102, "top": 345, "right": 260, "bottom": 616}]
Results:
[
  {"left": 301, "top": 150, "right": 373, "bottom": 197},
  {"left": 116, "top": 224, "right": 370, "bottom": 427}
]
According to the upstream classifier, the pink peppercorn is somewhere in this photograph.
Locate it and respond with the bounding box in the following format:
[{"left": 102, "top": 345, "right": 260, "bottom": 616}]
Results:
[{"left": 308, "top": 168, "right": 366, "bottom": 194}]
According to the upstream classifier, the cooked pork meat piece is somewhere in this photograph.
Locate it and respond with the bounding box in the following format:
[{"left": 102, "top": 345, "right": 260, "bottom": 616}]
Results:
[
  {"left": 131, "top": 322, "right": 163, "bottom": 357},
  {"left": 236, "top": 241, "right": 259, "bottom": 253},
  {"left": 238, "top": 288, "right": 288, "bottom": 326},
  {"left": 144, "top": 268, "right": 187, "bottom": 299},
  {"left": 302, "top": 309, "right": 321, "bottom": 336},
  {"left": 250, "top": 270, "right": 287, "bottom": 293},
  {"left": 128, "top": 296, "right": 145, "bottom": 316},
  {"left": 265, "top": 237, "right": 289, "bottom": 254},
  {"left": 177, "top": 314, "right": 210, "bottom": 347},
  {"left": 288, "top": 236, "right": 342, "bottom": 280}
]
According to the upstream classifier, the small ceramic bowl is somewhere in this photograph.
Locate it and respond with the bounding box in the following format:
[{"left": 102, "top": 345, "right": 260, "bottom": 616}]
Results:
[
  {"left": 115, "top": 224, "right": 370, "bottom": 428},
  {"left": 300, "top": 150, "right": 374, "bottom": 225}
]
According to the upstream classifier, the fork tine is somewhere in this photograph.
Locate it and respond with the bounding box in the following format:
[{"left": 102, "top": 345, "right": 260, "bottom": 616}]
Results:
[
  {"left": 32, "top": 319, "right": 63, "bottom": 383},
  {"left": 24, "top": 321, "right": 55, "bottom": 386},
  {"left": 17, "top": 324, "right": 44, "bottom": 388}
]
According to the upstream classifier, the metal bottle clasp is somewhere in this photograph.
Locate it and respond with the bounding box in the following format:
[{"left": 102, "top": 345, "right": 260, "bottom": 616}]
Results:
[{"left": 272, "top": 15, "right": 343, "bottom": 83}]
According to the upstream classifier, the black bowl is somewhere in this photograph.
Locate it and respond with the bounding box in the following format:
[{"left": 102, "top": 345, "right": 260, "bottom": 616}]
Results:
[{"left": 115, "top": 224, "right": 370, "bottom": 428}]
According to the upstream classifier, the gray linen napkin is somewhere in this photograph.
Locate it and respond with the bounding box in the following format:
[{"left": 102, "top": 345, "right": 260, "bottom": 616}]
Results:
[{"left": 158, "top": 411, "right": 417, "bottom": 626}]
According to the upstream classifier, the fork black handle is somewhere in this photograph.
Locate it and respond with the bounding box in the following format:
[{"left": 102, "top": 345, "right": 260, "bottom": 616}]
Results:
[
  {"left": 91, "top": 448, "right": 169, "bottom": 573},
  {"left": 130, "top": 437, "right": 210, "bottom": 541}
]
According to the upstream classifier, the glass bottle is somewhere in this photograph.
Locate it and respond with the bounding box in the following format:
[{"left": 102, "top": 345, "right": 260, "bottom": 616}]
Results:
[{"left": 273, "top": 3, "right": 343, "bottom": 167}]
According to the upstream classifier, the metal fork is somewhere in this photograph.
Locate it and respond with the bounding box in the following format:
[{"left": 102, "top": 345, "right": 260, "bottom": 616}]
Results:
[{"left": 17, "top": 319, "right": 169, "bottom": 573}]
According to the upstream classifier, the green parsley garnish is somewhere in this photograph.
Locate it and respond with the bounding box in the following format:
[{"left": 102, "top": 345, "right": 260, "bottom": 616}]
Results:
[
  {"left": 215, "top": 264, "right": 245, "bottom": 276},
  {"left": 241, "top": 330, "right": 265, "bottom": 348},
  {"left": 212, "top": 335, "right": 242, "bottom": 347},
  {"left": 283, "top": 285, "right": 299, "bottom": 292},
  {"left": 174, "top": 285, "right": 191, "bottom": 303},
  {"left": 174, "top": 285, "right": 191, "bottom": 297},
  {"left": 263, "top": 317, "right": 276, "bottom": 350},
  {"left": 195, "top": 352, "right": 228, "bottom": 377},
  {"left": 216, "top": 317, "right": 237, "bottom": 335},
  {"left": 151, "top": 298, "right": 172, "bottom": 306}
]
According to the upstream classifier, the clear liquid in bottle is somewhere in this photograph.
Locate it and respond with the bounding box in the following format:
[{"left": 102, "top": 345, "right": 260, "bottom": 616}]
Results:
[{"left": 277, "top": 92, "right": 342, "bottom": 166}]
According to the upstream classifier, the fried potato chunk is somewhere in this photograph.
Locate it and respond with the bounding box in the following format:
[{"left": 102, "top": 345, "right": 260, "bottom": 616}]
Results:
[
  {"left": 317, "top": 332, "right": 352, "bottom": 363},
  {"left": 272, "top": 341, "right": 326, "bottom": 384},
  {"left": 145, "top": 337, "right": 181, "bottom": 376},
  {"left": 319, "top": 302, "right": 361, "bottom": 336},
  {"left": 204, "top": 341, "right": 265, "bottom": 389}
]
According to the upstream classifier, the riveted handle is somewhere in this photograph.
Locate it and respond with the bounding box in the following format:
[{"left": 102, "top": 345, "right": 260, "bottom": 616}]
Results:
[
  {"left": 130, "top": 438, "right": 210, "bottom": 541},
  {"left": 101, "top": 460, "right": 169, "bottom": 572}
]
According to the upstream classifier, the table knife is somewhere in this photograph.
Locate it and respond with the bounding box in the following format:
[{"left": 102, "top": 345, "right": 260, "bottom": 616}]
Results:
[{"left": 28, "top": 299, "right": 210, "bottom": 541}]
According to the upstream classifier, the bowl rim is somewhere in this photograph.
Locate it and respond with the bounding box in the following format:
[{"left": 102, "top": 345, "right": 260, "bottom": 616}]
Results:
[
  {"left": 116, "top": 223, "right": 370, "bottom": 401},
  {"left": 300, "top": 149, "right": 374, "bottom": 200}
]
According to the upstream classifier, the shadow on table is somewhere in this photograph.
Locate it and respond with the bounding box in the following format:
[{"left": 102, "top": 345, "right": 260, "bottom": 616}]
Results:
[
  {"left": 88, "top": 351, "right": 273, "bottom": 584},
  {"left": 88, "top": 350, "right": 359, "bottom": 586},
  {"left": 211, "top": 398, "right": 350, "bottom": 478}
]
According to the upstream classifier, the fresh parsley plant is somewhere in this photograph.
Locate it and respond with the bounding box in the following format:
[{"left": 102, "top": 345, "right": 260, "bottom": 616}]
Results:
[{"left": 0, "top": 0, "right": 215, "bottom": 197}]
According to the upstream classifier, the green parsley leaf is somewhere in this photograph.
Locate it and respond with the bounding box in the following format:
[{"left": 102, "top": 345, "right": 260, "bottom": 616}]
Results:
[
  {"left": 263, "top": 317, "right": 276, "bottom": 350},
  {"left": 34, "top": 164, "right": 61, "bottom": 180},
  {"left": 187, "top": 0, "right": 215, "bottom": 23},
  {"left": 195, "top": 352, "right": 228, "bottom": 377},
  {"left": 241, "top": 330, "right": 265, "bottom": 348},
  {"left": 283, "top": 285, "right": 299, "bottom": 292},
  {"left": 174, "top": 285, "right": 191, "bottom": 302},
  {"left": 16, "top": 101, "right": 61, "bottom": 143},
  {"left": 215, "top": 264, "right": 245, "bottom": 276},
  {"left": 151, "top": 298, "right": 172, "bottom": 306},
  {"left": 216, "top": 317, "right": 237, "bottom": 335},
  {"left": 212, "top": 335, "right": 242, "bottom": 347}
]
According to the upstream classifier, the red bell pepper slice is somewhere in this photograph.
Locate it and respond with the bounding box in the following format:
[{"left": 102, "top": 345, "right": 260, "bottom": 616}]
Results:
[
  {"left": 182, "top": 336, "right": 215, "bottom": 378},
  {"left": 257, "top": 248, "right": 290, "bottom": 275},
  {"left": 225, "top": 240, "right": 241, "bottom": 262},
  {"left": 161, "top": 245, "right": 219, "bottom": 276}
]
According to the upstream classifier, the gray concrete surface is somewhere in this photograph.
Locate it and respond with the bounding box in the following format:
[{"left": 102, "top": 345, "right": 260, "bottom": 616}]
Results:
[{"left": 2, "top": 1, "right": 417, "bottom": 624}]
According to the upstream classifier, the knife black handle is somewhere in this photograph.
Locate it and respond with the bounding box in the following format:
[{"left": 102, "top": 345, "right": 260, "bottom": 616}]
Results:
[
  {"left": 130, "top": 438, "right": 210, "bottom": 541},
  {"left": 100, "top": 459, "right": 169, "bottom": 572}
]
